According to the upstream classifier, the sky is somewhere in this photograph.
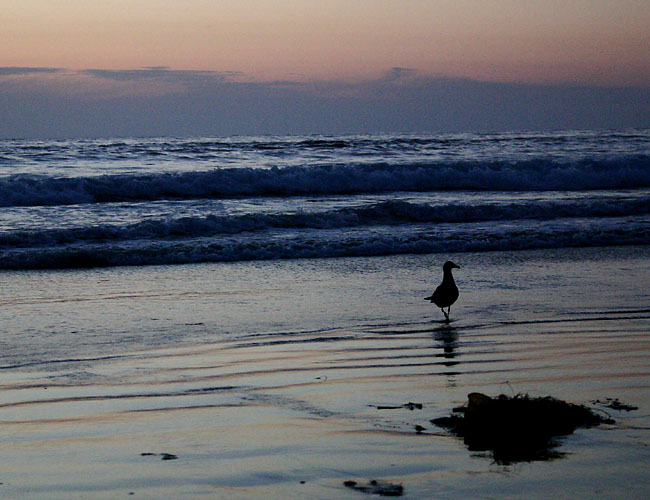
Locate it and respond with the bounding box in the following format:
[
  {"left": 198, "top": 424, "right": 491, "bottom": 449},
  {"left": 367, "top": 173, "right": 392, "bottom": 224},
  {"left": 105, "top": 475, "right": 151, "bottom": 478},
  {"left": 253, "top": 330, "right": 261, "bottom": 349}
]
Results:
[{"left": 1, "top": 0, "right": 649, "bottom": 138}]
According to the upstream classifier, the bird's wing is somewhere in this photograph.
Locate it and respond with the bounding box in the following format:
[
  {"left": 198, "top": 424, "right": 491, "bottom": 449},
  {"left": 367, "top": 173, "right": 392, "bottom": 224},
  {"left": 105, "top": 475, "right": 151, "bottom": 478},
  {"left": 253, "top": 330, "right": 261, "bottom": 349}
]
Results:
[{"left": 425, "top": 285, "right": 443, "bottom": 302}]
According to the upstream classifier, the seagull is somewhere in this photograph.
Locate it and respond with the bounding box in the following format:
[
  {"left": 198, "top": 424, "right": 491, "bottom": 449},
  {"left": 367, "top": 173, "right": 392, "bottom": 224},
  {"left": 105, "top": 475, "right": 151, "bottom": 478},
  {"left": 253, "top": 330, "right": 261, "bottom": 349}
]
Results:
[{"left": 425, "top": 261, "right": 460, "bottom": 322}]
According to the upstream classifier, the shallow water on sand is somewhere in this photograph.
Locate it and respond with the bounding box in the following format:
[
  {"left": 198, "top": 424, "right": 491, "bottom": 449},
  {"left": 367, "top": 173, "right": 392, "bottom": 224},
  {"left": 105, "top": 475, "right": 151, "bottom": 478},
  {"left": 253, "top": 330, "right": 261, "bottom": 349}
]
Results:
[{"left": 0, "top": 246, "right": 649, "bottom": 498}]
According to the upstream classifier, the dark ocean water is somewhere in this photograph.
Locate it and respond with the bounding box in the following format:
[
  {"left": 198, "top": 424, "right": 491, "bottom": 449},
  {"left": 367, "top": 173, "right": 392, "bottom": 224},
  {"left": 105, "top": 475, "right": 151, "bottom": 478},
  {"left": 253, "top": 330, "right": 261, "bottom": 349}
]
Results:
[{"left": 0, "top": 130, "right": 648, "bottom": 270}]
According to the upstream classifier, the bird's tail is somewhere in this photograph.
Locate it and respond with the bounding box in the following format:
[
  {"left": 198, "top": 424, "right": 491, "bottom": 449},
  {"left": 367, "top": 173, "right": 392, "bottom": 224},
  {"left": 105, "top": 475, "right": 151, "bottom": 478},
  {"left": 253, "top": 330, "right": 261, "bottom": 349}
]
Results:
[{"left": 424, "top": 295, "right": 434, "bottom": 302}]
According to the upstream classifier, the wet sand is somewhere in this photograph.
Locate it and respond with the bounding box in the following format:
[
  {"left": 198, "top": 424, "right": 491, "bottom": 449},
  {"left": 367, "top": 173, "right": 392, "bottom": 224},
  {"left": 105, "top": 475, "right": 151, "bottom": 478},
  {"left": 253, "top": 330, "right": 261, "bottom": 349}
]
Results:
[{"left": 0, "top": 247, "right": 649, "bottom": 498}]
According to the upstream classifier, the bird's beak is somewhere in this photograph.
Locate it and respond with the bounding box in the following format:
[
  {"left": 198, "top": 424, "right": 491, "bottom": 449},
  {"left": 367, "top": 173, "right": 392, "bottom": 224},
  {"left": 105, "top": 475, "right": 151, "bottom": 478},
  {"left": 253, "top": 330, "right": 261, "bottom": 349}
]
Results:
[{"left": 453, "top": 264, "right": 460, "bottom": 269}]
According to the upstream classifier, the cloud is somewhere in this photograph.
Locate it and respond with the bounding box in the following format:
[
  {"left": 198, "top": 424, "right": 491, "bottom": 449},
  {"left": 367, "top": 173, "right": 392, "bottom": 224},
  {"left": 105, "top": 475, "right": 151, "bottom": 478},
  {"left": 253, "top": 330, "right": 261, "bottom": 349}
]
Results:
[
  {"left": 81, "top": 67, "right": 243, "bottom": 84},
  {"left": 0, "top": 67, "right": 648, "bottom": 138},
  {"left": 381, "top": 67, "right": 419, "bottom": 82},
  {"left": 0, "top": 66, "right": 63, "bottom": 77},
  {"left": 78, "top": 68, "right": 249, "bottom": 95}
]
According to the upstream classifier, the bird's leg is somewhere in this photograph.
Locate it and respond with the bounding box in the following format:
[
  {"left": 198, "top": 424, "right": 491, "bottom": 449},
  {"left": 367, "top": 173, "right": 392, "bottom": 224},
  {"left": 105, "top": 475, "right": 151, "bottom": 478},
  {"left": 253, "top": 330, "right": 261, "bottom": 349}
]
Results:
[{"left": 441, "top": 307, "right": 450, "bottom": 322}]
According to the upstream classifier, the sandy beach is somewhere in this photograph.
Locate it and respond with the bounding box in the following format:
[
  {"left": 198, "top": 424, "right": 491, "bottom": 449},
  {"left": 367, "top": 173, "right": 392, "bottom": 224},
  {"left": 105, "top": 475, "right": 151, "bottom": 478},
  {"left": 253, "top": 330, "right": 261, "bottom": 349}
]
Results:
[{"left": 1, "top": 246, "right": 648, "bottom": 499}]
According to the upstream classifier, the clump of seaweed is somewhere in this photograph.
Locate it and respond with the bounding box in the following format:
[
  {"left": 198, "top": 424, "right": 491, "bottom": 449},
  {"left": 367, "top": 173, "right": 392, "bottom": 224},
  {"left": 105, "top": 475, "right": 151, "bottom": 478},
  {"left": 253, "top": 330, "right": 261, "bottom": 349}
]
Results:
[{"left": 433, "top": 392, "right": 614, "bottom": 464}]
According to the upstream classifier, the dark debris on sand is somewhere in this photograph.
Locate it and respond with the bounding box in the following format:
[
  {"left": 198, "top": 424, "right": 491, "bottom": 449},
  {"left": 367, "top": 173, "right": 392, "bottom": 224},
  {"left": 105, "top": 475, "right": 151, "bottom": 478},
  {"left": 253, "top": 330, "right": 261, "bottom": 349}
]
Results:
[
  {"left": 433, "top": 392, "right": 615, "bottom": 464},
  {"left": 344, "top": 479, "right": 404, "bottom": 497},
  {"left": 371, "top": 402, "right": 423, "bottom": 411},
  {"left": 140, "top": 452, "right": 178, "bottom": 461},
  {"left": 592, "top": 397, "right": 639, "bottom": 412}
]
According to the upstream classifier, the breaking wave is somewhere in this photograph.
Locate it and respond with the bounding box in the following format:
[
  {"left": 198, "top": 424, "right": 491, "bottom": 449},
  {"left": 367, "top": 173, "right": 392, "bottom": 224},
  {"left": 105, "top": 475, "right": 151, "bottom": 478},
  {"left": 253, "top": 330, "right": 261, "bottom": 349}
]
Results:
[
  {"left": 1, "top": 198, "right": 648, "bottom": 249},
  {"left": 1, "top": 216, "right": 648, "bottom": 270},
  {"left": 2, "top": 156, "right": 649, "bottom": 207}
]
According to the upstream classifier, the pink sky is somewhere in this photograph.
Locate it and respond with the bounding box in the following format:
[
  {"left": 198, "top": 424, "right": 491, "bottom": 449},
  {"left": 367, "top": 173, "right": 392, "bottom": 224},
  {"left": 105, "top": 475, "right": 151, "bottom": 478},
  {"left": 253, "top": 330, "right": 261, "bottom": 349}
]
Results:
[{"left": 3, "top": 0, "right": 649, "bottom": 86}]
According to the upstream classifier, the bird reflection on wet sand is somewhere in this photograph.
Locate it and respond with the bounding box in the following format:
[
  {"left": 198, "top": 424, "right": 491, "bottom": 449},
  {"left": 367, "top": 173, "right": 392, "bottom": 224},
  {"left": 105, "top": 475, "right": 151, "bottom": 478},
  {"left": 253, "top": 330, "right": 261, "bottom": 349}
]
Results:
[{"left": 434, "top": 324, "right": 460, "bottom": 367}]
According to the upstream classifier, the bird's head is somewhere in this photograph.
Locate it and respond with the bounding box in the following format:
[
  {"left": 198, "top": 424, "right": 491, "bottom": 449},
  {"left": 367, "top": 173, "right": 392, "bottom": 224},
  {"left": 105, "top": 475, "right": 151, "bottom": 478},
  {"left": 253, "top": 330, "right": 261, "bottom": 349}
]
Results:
[{"left": 443, "top": 261, "right": 460, "bottom": 271}]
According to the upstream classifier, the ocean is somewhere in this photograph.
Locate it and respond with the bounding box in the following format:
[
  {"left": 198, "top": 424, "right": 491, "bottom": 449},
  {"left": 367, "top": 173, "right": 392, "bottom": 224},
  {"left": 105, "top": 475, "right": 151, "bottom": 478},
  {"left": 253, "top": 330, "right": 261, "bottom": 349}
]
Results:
[
  {"left": 1, "top": 130, "right": 649, "bottom": 270},
  {"left": 0, "top": 130, "right": 649, "bottom": 499}
]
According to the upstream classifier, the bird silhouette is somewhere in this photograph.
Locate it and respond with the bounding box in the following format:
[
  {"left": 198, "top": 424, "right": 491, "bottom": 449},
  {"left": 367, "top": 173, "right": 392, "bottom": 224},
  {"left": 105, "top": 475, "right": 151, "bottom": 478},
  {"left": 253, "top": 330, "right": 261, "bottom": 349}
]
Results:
[{"left": 425, "top": 261, "right": 460, "bottom": 322}]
